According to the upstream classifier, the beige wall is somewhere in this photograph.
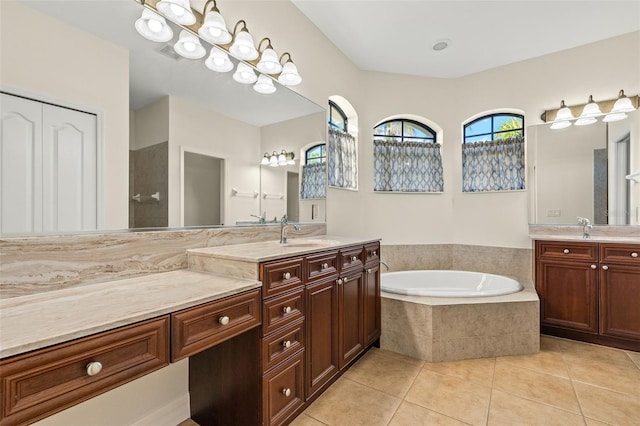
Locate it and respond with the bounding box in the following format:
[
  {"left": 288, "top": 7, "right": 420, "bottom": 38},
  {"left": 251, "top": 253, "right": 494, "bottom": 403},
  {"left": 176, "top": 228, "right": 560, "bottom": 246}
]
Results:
[{"left": 0, "top": 1, "right": 130, "bottom": 230}]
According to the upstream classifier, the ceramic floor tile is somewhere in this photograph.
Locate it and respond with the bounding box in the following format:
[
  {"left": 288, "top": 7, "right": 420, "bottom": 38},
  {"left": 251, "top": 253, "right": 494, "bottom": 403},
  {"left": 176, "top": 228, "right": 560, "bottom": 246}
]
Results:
[
  {"left": 564, "top": 353, "right": 640, "bottom": 396},
  {"left": 422, "top": 357, "right": 496, "bottom": 387},
  {"left": 497, "top": 350, "right": 569, "bottom": 378},
  {"left": 342, "top": 349, "right": 423, "bottom": 397},
  {"left": 584, "top": 419, "right": 615, "bottom": 426},
  {"left": 289, "top": 413, "right": 327, "bottom": 426},
  {"left": 488, "top": 390, "right": 584, "bottom": 426},
  {"left": 492, "top": 362, "right": 581, "bottom": 413},
  {"left": 540, "top": 335, "right": 564, "bottom": 353},
  {"left": 574, "top": 381, "right": 640, "bottom": 425},
  {"left": 625, "top": 350, "right": 640, "bottom": 369},
  {"left": 388, "top": 401, "right": 468, "bottom": 426},
  {"left": 557, "top": 338, "right": 636, "bottom": 368},
  {"left": 303, "top": 377, "right": 401, "bottom": 426},
  {"left": 404, "top": 369, "right": 491, "bottom": 426},
  {"left": 375, "top": 347, "right": 426, "bottom": 368}
]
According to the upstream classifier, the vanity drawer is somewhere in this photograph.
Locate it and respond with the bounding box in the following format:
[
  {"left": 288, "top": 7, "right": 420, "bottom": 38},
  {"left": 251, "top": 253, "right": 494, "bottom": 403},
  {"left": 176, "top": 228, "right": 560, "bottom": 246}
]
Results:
[
  {"left": 262, "top": 350, "right": 304, "bottom": 426},
  {"left": 261, "top": 258, "right": 304, "bottom": 298},
  {"left": 536, "top": 240, "right": 598, "bottom": 262},
  {"left": 339, "top": 246, "right": 364, "bottom": 273},
  {"left": 262, "top": 289, "right": 304, "bottom": 336},
  {"left": 364, "top": 242, "right": 380, "bottom": 266},
  {"left": 0, "top": 316, "right": 169, "bottom": 426},
  {"left": 305, "top": 251, "right": 338, "bottom": 283},
  {"left": 171, "top": 289, "right": 261, "bottom": 361},
  {"left": 261, "top": 319, "right": 305, "bottom": 372},
  {"left": 600, "top": 244, "right": 640, "bottom": 265}
]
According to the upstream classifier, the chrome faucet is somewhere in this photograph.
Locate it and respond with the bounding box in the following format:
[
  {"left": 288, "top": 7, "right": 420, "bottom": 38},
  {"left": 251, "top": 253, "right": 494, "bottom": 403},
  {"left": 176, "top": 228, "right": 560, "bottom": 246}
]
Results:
[
  {"left": 380, "top": 261, "right": 390, "bottom": 271},
  {"left": 577, "top": 217, "right": 592, "bottom": 239},
  {"left": 280, "top": 214, "right": 301, "bottom": 244},
  {"left": 250, "top": 212, "right": 266, "bottom": 224}
]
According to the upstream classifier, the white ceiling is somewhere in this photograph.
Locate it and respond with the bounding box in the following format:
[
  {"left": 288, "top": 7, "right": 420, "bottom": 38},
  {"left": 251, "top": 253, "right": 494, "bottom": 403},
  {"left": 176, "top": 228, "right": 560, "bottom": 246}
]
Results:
[{"left": 291, "top": 0, "right": 640, "bottom": 79}]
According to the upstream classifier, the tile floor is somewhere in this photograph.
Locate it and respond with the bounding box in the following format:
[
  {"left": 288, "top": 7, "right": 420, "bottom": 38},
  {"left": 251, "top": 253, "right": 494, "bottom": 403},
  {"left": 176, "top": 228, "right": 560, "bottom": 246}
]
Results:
[{"left": 291, "top": 336, "right": 640, "bottom": 426}]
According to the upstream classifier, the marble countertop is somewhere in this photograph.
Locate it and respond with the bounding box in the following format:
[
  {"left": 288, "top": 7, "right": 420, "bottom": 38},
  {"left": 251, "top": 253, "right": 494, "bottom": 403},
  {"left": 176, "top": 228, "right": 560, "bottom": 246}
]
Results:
[
  {"left": 530, "top": 234, "right": 640, "bottom": 244},
  {"left": 0, "top": 270, "right": 261, "bottom": 359},
  {"left": 187, "top": 235, "right": 381, "bottom": 262}
]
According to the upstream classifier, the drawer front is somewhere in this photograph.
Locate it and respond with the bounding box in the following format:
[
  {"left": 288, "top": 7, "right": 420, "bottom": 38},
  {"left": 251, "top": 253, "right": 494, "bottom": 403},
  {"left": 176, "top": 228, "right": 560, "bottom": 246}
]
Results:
[
  {"left": 262, "top": 289, "right": 304, "bottom": 336},
  {"left": 364, "top": 242, "right": 380, "bottom": 266},
  {"left": 172, "top": 289, "right": 261, "bottom": 361},
  {"left": 261, "top": 319, "right": 305, "bottom": 372},
  {"left": 339, "top": 246, "right": 364, "bottom": 273},
  {"left": 0, "top": 316, "right": 169, "bottom": 426},
  {"left": 261, "top": 258, "right": 304, "bottom": 298},
  {"left": 262, "top": 350, "right": 304, "bottom": 426},
  {"left": 536, "top": 240, "right": 598, "bottom": 262},
  {"left": 305, "top": 251, "right": 338, "bottom": 283},
  {"left": 600, "top": 244, "right": 640, "bottom": 265}
]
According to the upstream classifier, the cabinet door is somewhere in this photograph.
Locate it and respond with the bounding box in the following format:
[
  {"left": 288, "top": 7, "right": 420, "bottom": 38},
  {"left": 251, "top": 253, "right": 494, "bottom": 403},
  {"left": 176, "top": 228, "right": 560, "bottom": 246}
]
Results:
[
  {"left": 339, "top": 271, "right": 364, "bottom": 368},
  {"left": 599, "top": 264, "right": 640, "bottom": 341},
  {"left": 364, "top": 264, "right": 381, "bottom": 347},
  {"left": 537, "top": 260, "right": 598, "bottom": 333},
  {"left": 305, "top": 278, "right": 339, "bottom": 399}
]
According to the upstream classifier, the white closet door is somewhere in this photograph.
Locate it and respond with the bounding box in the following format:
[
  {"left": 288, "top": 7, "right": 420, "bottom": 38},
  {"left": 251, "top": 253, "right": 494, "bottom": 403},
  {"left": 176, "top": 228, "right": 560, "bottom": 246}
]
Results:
[
  {"left": 0, "top": 93, "right": 43, "bottom": 233},
  {"left": 42, "top": 104, "right": 97, "bottom": 232}
]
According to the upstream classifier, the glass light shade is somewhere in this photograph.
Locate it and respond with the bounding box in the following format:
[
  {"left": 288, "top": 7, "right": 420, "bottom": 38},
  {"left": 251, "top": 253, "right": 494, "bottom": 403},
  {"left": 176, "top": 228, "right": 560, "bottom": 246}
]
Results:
[
  {"left": 253, "top": 74, "right": 276, "bottom": 94},
  {"left": 555, "top": 103, "right": 574, "bottom": 121},
  {"left": 261, "top": 153, "right": 270, "bottom": 165},
  {"left": 232, "top": 62, "right": 257, "bottom": 84},
  {"left": 575, "top": 116, "right": 597, "bottom": 126},
  {"left": 610, "top": 96, "right": 635, "bottom": 113},
  {"left": 578, "top": 96, "right": 602, "bottom": 118},
  {"left": 278, "top": 151, "right": 287, "bottom": 166},
  {"left": 603, "top": 112, "right": 628, "bottom": 122},
  {"left": 229, "top": 30, "right": 258, "bottom": 60},
  {"left": 174, "top": 30, "right": 206, "bottom": 59},
  {"left": 198, "top": 10, "right": 232, "bottom": 44},
  {"left": 157, "top": 0, "right": 196, "bottom": 25},
  {"left": 277, "top": 61, "right": 302, "bottom": 86},
  {"left": 269, "top": 152, "right": 278, "bottom": 167},
  {"left": 286, "top": 153, "right": 295, "bottom": 165},
  {"left": 256, "top": 48, "right": 283, "bottom": 74},
  {"left": 550, "top": 120, "right": 572, "bottom": 130},
  {"left": 135, "top": 9, "right": 173, "bottom": 42},
  {"left": 205, "top": 48, "right": 233, "bottom": 72}
]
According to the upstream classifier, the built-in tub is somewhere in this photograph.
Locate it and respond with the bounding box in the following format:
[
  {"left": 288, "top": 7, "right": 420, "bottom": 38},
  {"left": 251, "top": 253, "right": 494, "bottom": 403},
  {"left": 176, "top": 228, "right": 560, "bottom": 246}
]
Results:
[{"left": 381, "top": 270, "right": 523, "bottom": 297}]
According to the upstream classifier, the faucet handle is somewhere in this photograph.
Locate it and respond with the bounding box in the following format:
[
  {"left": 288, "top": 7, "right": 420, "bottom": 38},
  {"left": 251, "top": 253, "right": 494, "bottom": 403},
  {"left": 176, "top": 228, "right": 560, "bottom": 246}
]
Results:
[{"left": 281, "top": 214, "right": 288, "bottom": 224}]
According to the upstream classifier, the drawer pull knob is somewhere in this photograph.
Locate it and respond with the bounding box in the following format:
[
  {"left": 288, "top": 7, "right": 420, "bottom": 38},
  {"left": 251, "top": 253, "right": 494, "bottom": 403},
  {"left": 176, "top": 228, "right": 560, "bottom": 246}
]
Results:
[
  {"left": 283, "top": 306, "right": 292, "bottom": 314},
  {"left": 321, "top": 262, "right": 329, "bottom": 270},
  {"left": 283, "top": 340, "right": 291, "bottom": 348},
  {"left": 283, "top": 272, "right": 291, "bottom": 280},
  {"left": 602, "top": 265, "right": 609, "bottom": 271},
  {"left": 563, "top": 249, "right": 570, "bottom": 254},
  {"left": 591, "top": 264, "right": 597, "bottom": 269},
  {"left": 372, "top": 250, "right": 377, "bottom": 256},
  {"left": 351, "top": 255, "right": 357, "bottom": 262},
  {"left": 86, "top": 361, "right": 103, "bottom": 377},
  {"left": 632, "top": 252, "right": 639, "bottom": 258},
  {"left": 343, "top": 276, "right": 349, "bottom": 283},
  {"left": 219, "top": 316, "right": 230, "bottom": 325},
  {"left": 282, "top": 388, "right": 292, "bottom": 397},
  {"left": 337, "top": 278, "right": 343, "bottom": 285},
  {"left": 367, "top": 269, "right": 373, "bottom": 274}
]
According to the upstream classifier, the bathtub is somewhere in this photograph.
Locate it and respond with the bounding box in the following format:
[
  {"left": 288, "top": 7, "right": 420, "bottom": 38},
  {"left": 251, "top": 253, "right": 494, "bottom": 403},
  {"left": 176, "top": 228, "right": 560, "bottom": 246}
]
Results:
[{"left": 381, "top": 270, "right": 523, "bottom": 297}]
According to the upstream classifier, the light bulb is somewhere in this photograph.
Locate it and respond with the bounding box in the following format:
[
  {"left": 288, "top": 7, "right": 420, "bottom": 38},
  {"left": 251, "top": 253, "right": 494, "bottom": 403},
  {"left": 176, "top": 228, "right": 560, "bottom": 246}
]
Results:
[{"left": 147, "top": 19, "right": 163, "bottom": 33}]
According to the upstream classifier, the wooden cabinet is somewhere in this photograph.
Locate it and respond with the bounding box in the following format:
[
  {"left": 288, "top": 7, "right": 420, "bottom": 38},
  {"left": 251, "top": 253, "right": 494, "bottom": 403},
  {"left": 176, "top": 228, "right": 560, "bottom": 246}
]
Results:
[
  {"left": 535, "top": 240, "right": 640, "bottom": 351},
  {"left": 364, "top": 263, "right": 381, "bottom": 347},
  {"left": 338, "top": 270, "right": 364, "bottom": 368}
]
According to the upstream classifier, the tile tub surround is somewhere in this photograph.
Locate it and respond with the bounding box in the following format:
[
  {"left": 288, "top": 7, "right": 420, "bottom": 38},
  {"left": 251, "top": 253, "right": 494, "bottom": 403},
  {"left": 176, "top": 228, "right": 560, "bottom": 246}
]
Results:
[{"left": 0, "top": 223, "right": 326, "bottom": 299}]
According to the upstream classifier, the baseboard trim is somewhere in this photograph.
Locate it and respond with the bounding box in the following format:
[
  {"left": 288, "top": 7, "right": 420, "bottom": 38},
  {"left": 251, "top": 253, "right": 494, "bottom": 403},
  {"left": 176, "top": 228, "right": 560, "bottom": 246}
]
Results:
[{"left": 132, "top": 393, "right": 190, "bottom": 426}]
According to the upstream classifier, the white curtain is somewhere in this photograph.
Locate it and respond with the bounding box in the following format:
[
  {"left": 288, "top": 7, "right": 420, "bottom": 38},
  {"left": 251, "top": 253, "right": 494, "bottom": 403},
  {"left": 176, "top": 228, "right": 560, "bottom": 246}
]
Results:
[
  {"left": 373, "top": 140, "right": 444, "bottom": 192},
  {"left": 300, "top": 162, "right": 326, "bottom": 199},
  {"left": 462, "top": 137, "right": 525, "bottom": 192},
  {"left": 328, "top": 128, "right": 357, "bottom": 189}
]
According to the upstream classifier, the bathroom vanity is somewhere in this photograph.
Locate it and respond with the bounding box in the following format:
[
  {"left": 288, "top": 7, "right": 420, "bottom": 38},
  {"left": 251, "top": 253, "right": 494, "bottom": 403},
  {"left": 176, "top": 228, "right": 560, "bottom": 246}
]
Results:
[
  {"left": 0, "top": 236, "right": 380, "bottom": 426},
  {"left": 534, "top": 238, "right": 640, "bottom": 351}
]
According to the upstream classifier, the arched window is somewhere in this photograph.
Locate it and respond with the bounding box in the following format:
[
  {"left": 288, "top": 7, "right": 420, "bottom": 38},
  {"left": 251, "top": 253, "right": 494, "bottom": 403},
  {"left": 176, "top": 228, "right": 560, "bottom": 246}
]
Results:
[
  {"left": 305, "top": 143, "right": 326, "bottom": 165},
  {"left": 462, "top": 112, "right": 525, "bottom": 192},
  {"left": 327, "top": 98, "right": 357, "bottom": 190},
  {"left": 328, "top": 100, "right": 348, "bottom": 132},
  {"left": 373, "top": 118, "right": 443, "bottom": 193}
]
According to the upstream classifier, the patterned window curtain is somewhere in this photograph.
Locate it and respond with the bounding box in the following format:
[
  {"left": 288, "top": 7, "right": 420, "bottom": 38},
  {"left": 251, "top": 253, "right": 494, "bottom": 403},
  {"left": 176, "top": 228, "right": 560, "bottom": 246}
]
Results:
[
  {"left": 462, "top": 136, "right": 525, "bottom": 192},
  {"left": 373, "top": 140, "right": 444, "bottom": 192},
  {"left": 300, "top": 162, "right": 326, "bottom": 199},
  {"left": 328, "top": 128, "right": 357, "bottom": 189}
]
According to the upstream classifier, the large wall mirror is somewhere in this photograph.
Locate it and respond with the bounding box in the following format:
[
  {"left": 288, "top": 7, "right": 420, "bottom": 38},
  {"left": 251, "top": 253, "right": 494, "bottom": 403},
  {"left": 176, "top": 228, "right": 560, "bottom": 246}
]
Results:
[
  {"left": 527, "top": 108, "right": 640, "bottom": 225},
  {"left": 0, "top": 0, "right": 326, "bottom": 236}
]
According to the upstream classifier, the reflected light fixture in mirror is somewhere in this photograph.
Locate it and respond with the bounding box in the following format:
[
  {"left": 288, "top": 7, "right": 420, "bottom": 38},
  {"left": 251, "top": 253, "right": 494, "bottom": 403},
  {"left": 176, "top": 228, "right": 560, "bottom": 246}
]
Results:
[
  {"left": 261, "top": 150, "right": 295, "bottom": 166},
  {"left": 233, "top": 62, "right": 258, "bottom": 84},
  {"left": 254, "top": 74, "right": 277, "bottom": 94},
  {"left": 135, "top": 9, "right": 173, "bottom": 42},
  {"left": 205, "top": 47, "right": 233, "bottom": 72},
  {"left": 156, "top": 0, "right": 196, "bottom": 25},
  {"left": 174, "top": 30, "right": 206, "bottom": 59},
  {"left": 198, "top": 0, "right": 232, "bottom": 44}
]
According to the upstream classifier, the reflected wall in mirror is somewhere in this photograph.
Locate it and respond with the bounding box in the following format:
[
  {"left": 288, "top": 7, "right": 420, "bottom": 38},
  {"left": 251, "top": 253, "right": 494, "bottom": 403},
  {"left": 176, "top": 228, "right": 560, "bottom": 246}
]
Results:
[
  {"left": 528, "top": 108, "right": 640, "bottom": 225},
  {"left": 0, "top": 0, "right": 325, "bottom": 235}
]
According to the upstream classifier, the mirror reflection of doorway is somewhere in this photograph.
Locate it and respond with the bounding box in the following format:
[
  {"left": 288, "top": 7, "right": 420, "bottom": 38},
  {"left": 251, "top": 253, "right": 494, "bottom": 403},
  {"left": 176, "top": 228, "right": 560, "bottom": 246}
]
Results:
[
  {"left": 183, "top": 151, "right": 224, "bottom": 226},
  {"left": 287, "top": 171, "right": 299, "bottom": 222}
]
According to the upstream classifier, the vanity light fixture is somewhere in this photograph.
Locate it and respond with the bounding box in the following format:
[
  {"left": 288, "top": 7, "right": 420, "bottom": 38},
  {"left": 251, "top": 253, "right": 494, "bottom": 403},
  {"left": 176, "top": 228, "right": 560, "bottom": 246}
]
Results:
[
  {"left": 261, "top": 150, "right": 295, "bottom": 167},
  {"left": 198, "top": 0, "right": 232, "bottom": 45},
  {"left": 233, "top": 62, "right": 258, "bottom": 84},
  {"left": 603, "top": 90, "right": 635, "bottom": 122},
  {"left": 542, "top": 90, "right": 638, "bottom": 129},
  {"left": 256, "top": 38, "right": 283, "bottom": 74},
  {"left": 205, "top": 47, "right": 234, "bottom": 72},
  {"left": 277, "top": 53, "right": 302, "bottom": 86},
  {"left": 135, "top": 9, "right": 173, "bottom": 42},
  {"left": 229, "top": 20, "right": 259, "bottom": 61},
  {"left": 174, "top": 30, "right": 206, "bottom": 59},
  {"left": 550, "top": 100, "right": 573, "bottom": 130},
  {"left": 156, "top": 0, "right": 196, "bottom": 26},
  {"left": 575, "top": 95, "right": 602, "bottom": 126},
  {"left": 254, "top": 74, "right": 277, "bottom": 94}
]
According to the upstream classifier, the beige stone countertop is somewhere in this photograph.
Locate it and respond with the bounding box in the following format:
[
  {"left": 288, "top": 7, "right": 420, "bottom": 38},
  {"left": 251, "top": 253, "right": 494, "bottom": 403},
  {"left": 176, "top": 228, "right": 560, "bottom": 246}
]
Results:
[
  {"left": 530, "top": 234, "right": 640, "bottom": 244},
  {"left": 0, "top": 270, "right": 261, "bottom": 359},
  {"left": 187, "top": 235, "right": 381, "bottom": 262}
]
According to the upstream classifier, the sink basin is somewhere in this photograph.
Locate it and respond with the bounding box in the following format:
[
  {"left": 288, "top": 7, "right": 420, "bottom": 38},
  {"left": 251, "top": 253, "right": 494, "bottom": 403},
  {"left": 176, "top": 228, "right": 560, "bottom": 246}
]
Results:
[{"left": 283, "top": 239, "right": 341, "bottom": 247}]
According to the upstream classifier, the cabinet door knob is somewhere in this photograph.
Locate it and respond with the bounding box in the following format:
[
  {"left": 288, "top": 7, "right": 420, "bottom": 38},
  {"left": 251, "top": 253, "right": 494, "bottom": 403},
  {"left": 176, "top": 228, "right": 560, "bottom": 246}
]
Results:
[
  {"left": 283, "top": 272, "right": 291, "bottom": 280},
  {"left": 337, "top": 278, "right": 343, "bottom": 285},
  {"left": 632, "top": 252, "right": 638, "bottom": 258},
  {"left": 86, "top": 361, "right": 103, "bottom": 377},
  {"left": 282, "top": 388, "right": 292, "bottom": 397},
  {"left": 283, "top": 306, "right": 292, "bottom": 314},
  {"left": 372, "top": 250, "right": 377, "bottom": 256},
  {"left": 602, "top": 265, "right": 609, "bottom": 271},
  {"left": 351, "top": 255, "right": 357, "bottom": 262},
  {"left": 321, "top": 263, "right": 328, "bottom": 270},
  {"left": 283, "top": 340, "right": 291, "bottom": 349},
  {"left": 367, "top": 269, "right": 373, "bottom": 274},
  {"left": 343, "top": 276, "right": 349, "bottom": 283},
  {"left": 590, "top": 264, "right": 597, "bottom": 269},
  {"left": 219, "top": 316, "right": 230, "bottom": 325},
  {"left": 563, "top": 249, "right": 570, "bottom": 254}
]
